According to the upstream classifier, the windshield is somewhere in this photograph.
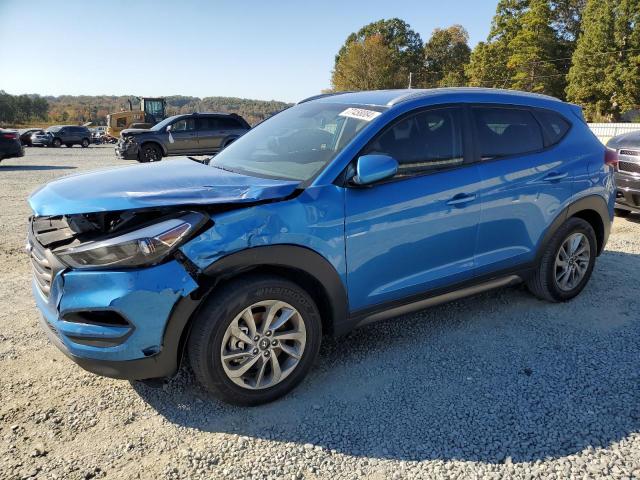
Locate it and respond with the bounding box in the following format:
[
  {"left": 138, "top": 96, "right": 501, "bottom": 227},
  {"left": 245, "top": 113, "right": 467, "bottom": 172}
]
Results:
[
  {"left": 151, "top": 116, "right": 179, "bottom": 131},
  {"left": 210, "top": 102, "right": 387, "bottom": 181},
  {"left": 46, "top": 126, "right": 61, "bottom": 133}
]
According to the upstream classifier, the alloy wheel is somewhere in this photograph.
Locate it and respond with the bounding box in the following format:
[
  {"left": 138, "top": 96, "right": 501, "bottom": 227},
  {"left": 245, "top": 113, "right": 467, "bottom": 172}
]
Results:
[
  {"left": 554, "top": 232, "right": 590, "bottom": 291},
  {"left": 220, "top": 300, "right": 306, "bottom": 390}
]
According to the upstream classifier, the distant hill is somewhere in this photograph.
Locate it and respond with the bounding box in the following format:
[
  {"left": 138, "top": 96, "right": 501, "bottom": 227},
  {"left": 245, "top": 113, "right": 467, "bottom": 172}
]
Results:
[{"left": 42, "top": 95, "right": 292, "bottom": 126}]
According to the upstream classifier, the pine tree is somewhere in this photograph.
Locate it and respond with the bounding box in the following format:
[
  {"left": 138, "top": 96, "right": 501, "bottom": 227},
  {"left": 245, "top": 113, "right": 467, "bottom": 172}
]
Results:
[
  {"left": 566, "top": 0, "right": 616, "bottom": 120},
  {"left": 507, "top": 0, "right": 563, "bottom": 95},
  {"left": 610, "top": 0, "right": 640, "bottom": 117},
  {"left": 467, "top": 0, "right": 529, "bottom": 87}
]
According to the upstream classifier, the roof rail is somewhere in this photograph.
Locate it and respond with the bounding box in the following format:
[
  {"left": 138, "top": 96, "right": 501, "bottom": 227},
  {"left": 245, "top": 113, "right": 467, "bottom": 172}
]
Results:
[{"left": 297, "top": 91, "right": 353, "bottom": 105}]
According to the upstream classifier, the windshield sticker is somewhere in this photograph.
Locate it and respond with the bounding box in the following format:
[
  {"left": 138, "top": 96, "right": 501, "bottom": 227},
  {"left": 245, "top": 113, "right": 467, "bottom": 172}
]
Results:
[{"left": 339, "top": 107, "right": 381, "bottom": 122}]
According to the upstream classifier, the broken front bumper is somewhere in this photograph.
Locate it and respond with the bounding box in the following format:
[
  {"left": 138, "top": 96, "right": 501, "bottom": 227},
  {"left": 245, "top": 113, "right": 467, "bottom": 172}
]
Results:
[
  {"left": 33, "top": 260, "right": 198, "bottom": 379},
  {"left": 115, "top": 140, "right": 139, "bottom": 160}
]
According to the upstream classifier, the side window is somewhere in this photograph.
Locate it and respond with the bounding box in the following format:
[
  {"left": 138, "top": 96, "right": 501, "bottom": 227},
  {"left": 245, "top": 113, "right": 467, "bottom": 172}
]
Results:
[
  {"left": 473, "top": 107, "right": 544, "bottom": 159},
  {"left": 197, "top": 117, "right": 218, "bottom": 130},
  {"left": 218, "top": 117, "right": 243, "bottom": 129},
  {"left": 116, "top": 117, "right": 127, "bottom": 128},
  {"left": 363, "top": 107, "right": 464, "bottom": 177},
  {"left": 171, "top": 118, "right": 195, "bottom": 132},
  {"left": 534, "top": 110, "right": 570, "bottom": 147}
]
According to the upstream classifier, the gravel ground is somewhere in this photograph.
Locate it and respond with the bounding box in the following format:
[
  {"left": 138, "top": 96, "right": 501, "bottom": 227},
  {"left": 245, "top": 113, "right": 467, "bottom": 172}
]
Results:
[{"left": 1, "top": 145, "right": 639, "bottom": 480}]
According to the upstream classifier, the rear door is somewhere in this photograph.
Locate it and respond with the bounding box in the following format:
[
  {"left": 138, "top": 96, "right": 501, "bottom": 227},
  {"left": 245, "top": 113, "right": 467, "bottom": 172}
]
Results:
[
  {"left": 196, "top": 116, "right": 221, "bottom": 153},
  {"left": 168, "top": 117, "right": 197, "bottom": 153},
  {"left": 472, "top": 105, "right": 575, "bottom": 274}
]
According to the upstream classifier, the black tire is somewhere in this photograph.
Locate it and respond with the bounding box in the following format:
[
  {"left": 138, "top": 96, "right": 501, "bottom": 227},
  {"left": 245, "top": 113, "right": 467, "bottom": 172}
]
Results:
[
  {"left": 188, "top": 274, "right": 322, "bottom": 406},
  {"left": 81, "top": 138, "right": 90, "bottom": 148},
  {"left": 614, "top": 208, "right": 631, "bottom": 218},
  {"left": 527, "top": 217, "right": 597, "bottom": 302},
  {"left": 138, "top": 143, "right": 161, "bottom": 163},
  {"left": 52, "top": 138, "right": 61, "bottom": 148}
]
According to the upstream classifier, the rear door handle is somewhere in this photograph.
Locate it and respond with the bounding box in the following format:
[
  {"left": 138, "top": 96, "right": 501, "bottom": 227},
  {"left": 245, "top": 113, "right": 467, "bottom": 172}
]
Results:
[
  {"left": 542, "top": 172, "right": 568, "bottom": 182},
  {"left": 446, "top": 193, "right": 477, "bottom": 207}
]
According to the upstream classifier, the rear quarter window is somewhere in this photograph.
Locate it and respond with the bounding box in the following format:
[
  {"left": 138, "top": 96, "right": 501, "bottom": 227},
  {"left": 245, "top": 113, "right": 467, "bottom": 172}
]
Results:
[{"left": 533, "top": 110, "right": 571, "bottom": 147}]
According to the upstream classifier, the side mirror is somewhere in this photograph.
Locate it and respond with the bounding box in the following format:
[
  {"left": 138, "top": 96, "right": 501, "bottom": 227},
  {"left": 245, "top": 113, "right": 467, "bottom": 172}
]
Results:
[
  {"left": 166, "top": 125, "right": 172, "bottom": 132},
  {"left": 352, "top": 154, "right": 398, "bottom": 185}
]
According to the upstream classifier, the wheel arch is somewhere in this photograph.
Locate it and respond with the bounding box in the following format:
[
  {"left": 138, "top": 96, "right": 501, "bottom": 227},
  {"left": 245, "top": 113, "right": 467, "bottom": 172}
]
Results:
[
  {"left": 163, "top": 245, "right": 349, "bottom": 377},
  {"left": 537, "top": 195, "right": 611, "bottom": 261},
  {"left": 198, "top": 245, "right": 349, "bottom": 337}
]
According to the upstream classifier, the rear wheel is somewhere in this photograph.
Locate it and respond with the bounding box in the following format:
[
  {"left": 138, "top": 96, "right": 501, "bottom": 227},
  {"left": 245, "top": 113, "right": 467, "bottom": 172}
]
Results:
[
  {"left": 527, "top": 217, "right": 597, "bottom": 302},
  {"left": 188, "top": 275, "right": 322, "bottom": 406},
  {"left": 139, "top": 143, "right": 161, "bottom": 162}
]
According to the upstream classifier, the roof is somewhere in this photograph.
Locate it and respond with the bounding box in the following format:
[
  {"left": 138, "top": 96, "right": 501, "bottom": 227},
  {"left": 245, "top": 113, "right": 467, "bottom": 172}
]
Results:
[{"left": 301, "top": 88, "right": 562, "bottom": 108}]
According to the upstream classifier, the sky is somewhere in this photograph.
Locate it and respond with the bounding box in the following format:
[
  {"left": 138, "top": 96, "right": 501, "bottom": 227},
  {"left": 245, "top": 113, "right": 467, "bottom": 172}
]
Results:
[{"left": 0, "top": 0, "right": 498, "bottom": 103}]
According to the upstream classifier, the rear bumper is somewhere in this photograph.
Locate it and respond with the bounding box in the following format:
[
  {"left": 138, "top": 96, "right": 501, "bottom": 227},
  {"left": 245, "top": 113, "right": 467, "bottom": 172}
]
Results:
[{"left": 615, "top": 172, "right": 640, "bottom": 212}]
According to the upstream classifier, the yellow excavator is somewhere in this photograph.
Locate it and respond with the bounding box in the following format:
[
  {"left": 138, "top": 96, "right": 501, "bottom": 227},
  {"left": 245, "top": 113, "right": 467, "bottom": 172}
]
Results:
[{"left": 106, "top": 97, "right": 167, "bottom": 138}]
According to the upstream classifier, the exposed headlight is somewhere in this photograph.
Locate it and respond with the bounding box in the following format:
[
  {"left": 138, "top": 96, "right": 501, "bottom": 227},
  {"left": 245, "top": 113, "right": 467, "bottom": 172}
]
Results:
[{"left": 56, "top": 212, "right": 206, "bottom": 269}]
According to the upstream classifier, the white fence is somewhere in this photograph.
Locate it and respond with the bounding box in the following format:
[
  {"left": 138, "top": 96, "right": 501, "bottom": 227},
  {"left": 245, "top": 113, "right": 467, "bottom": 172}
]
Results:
[{"left": 588, "top": 123, "right": 640, "bottom": 143}]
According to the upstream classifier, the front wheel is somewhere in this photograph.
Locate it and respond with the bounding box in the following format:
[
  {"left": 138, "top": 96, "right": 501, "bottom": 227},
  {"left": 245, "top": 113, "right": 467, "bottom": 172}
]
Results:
[
  {"left": 188, "top": 275, "right": 322, "bottom": 406},
  {"left": 527, "top": 217, "right": 597, "bottom": 302},
  {"left": 52, "top": 138, "right": 61, "bottom": 148},
  {"left": 81, "top": 138, "right": 89, "bottom": 148},
  {"left": 138, "top": 144, "right": 161, "bottom": 162}
]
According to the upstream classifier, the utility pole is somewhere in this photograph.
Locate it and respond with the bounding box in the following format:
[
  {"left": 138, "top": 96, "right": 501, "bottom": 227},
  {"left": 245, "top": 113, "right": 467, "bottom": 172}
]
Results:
[{"left": 408, "top": 72, "right": 413, "bottom": 89}]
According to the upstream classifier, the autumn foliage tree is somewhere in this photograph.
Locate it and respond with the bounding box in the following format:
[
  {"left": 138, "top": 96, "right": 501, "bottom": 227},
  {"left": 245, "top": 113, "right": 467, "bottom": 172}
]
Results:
[
  {"left": 332, "top": 19, "right": 423, "bottom": 90},
  {"left": 332, "top": 35, "right": 404, "bottom": 90},
  {"left": 423, "top": 25, "right": 471, "bottom": 87}
]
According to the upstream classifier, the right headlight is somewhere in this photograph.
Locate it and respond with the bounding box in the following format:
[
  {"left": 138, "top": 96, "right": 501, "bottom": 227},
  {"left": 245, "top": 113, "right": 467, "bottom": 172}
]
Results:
[{"left": 56, "top": 212, "right": 206, "bottom": 270}]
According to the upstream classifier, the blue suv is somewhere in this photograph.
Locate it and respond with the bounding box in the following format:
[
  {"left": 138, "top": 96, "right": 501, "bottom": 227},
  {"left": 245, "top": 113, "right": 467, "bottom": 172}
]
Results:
[{"left": 28, "top": 88, "right": 616, "bottom": 405}]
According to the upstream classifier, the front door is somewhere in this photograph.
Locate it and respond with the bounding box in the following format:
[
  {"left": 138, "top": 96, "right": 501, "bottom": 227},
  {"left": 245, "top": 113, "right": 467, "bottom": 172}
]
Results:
[
  {"left": 168, "top": 117, "right": 198, "bottom": 153},
  {"left": 345, "top": 106, "right": 481, "bottom": 311}
]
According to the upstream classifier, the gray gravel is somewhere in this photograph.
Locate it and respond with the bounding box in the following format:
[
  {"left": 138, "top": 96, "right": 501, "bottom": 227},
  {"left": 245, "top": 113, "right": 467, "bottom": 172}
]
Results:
[{"left": 1, "top": 145, "right": 639, "bottom": 479}]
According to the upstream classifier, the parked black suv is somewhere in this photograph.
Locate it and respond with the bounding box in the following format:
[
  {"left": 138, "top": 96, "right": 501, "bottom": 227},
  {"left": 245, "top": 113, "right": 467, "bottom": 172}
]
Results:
[
  {"left": 116, "top": 112, "right": 251, "bottom": 162},
  {"left": 0, "top": 129, "right": 25, "bottom": 161},
  {"left": 607, "top": 131, "right": 640, "bottom": 216},
  {"left": 46, "top": 125, "right": 92, "bottom": 148}
]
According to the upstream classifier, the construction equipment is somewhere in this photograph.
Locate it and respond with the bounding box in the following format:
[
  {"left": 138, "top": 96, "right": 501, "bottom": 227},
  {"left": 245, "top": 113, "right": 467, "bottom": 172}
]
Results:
[{"left": 106, "top": 97, "right": 167, "bottom": 138}]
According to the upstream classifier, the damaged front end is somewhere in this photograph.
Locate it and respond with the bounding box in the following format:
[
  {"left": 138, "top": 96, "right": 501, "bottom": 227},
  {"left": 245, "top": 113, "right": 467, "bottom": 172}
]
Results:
[{"left": 27, "top": 209, "right": 205, "bottom": 379}]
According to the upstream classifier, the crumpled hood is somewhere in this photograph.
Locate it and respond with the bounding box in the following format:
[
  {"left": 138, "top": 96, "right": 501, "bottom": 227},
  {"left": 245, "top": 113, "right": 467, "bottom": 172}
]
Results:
[
  {"left": 29, "top": 159, "right": 300, "bottom": 216},
  {"left": 120, "top": 128, "right": 152, "bottom": 136}
]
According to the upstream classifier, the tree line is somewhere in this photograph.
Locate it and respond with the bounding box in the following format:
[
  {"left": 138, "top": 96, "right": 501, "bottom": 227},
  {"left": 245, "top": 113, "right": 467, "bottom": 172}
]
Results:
[
  {"left": 0, "top": 91, "right": 49, "bottom": 125},
  {"left": 331, "top": 0, "right": 640, "bottom": 121},
  {"left": 0, "top": 93, "right": 291, "bottom": 127}
]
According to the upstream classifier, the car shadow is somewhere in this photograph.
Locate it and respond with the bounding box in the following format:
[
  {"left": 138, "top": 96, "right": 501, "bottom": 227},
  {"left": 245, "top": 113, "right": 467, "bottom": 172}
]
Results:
[
  {"left": 133, "top": 249, "right": 640, "bottom": 464},
  {"left": 0, "top": 165, "right": 77, "bottom": 171}
]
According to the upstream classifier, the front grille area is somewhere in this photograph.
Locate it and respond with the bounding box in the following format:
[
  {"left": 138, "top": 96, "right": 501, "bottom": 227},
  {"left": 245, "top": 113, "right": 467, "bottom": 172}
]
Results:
[
  {"left": 619, "top": 161, "right": 640, "bottom": 175},
  {"left": 29, "top": 239, "right": 53, "bottom": 298},
  {"left": 619, "top": 149, "right": 640, "bottom": 157},
  {"left": 27, "top": 216, "right": 72, "bottom": 300}
]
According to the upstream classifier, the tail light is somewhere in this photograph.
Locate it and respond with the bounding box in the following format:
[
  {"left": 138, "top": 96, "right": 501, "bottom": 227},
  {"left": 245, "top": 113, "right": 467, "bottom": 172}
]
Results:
[
  {"left": 605, "top": 148, "right": 619, "bottom": 167},
  {"left": 1, "top": 132, "right": 18, "bottom": 140}
]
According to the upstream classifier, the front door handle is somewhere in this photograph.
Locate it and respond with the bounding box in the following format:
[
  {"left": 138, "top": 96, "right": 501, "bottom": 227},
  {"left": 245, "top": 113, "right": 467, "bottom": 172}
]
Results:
[
  {"left": 446, "top": 193, "right": 477, "bottom": 207},
  {"left": 542, "top": 172, "right": 568, "bottom": 182}
]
